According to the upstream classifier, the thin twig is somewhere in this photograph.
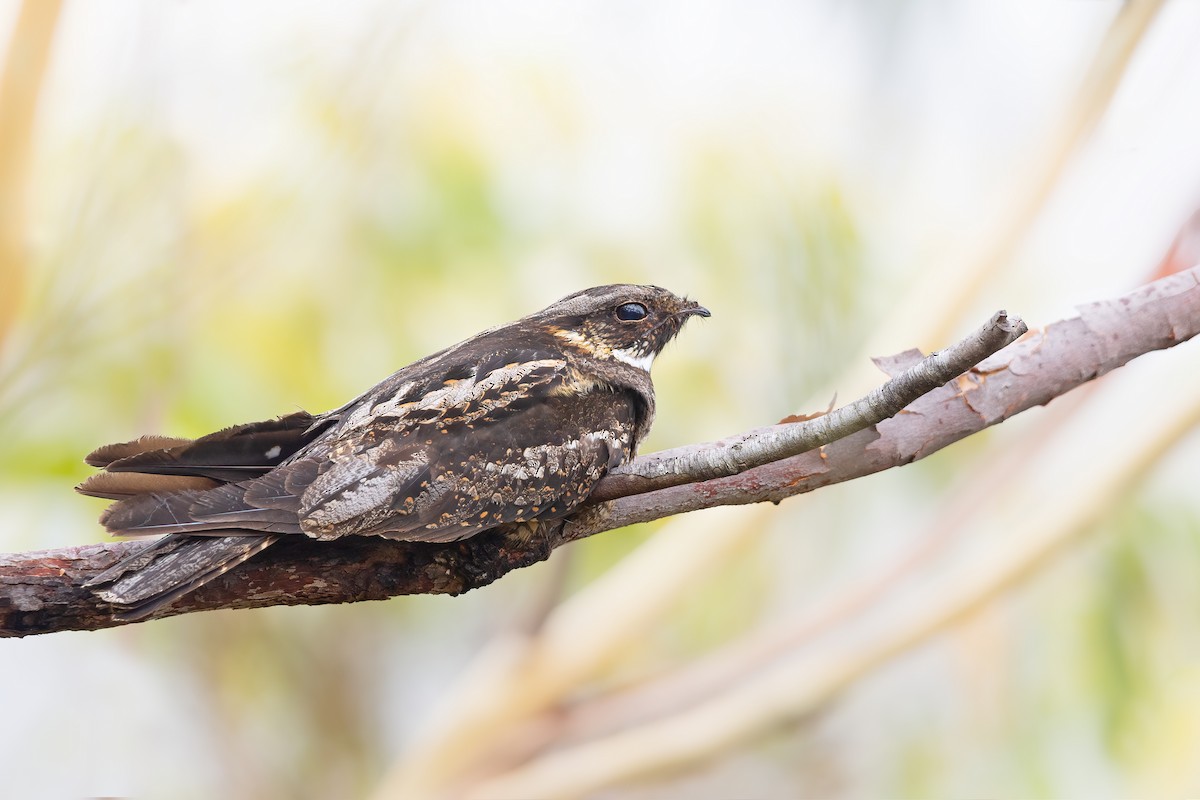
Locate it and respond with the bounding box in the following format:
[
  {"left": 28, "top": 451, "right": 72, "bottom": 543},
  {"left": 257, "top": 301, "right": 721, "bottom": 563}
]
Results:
[{"left": 590, "top": 310, "right": 1026, "bottom": 501}]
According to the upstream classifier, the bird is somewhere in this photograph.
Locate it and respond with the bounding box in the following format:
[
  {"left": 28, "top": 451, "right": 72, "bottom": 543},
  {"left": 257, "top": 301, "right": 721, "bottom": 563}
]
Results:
[{"left": 77, "top": 284, "right": 709, "bottom": 621}]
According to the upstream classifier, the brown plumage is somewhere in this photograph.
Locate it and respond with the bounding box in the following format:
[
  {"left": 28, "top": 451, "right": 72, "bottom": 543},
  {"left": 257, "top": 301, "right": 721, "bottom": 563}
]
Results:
[{"left": 79, "top": 284, "right": 708, "bottom": 620}]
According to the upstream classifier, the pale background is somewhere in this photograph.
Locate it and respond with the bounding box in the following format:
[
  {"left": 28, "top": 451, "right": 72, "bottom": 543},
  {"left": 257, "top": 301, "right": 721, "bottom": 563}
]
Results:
[{"left": 2, "top": 1, "right": 1200, "bottom": 797}]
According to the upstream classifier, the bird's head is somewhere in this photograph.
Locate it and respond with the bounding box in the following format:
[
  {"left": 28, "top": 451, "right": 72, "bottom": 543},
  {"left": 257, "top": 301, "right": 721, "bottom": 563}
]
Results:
[{"left": 533, "top": 284, "right": 709, "bottom": 371}]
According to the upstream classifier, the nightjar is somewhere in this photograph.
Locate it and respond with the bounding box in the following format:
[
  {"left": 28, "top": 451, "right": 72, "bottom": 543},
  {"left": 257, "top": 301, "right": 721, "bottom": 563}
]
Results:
[{"left": 78, "top": 284, "right": 708, "bottom": 619}]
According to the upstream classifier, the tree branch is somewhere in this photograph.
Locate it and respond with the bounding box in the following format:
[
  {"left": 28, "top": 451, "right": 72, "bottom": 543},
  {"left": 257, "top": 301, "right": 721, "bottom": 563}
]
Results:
[{"left": 2, "top": 267, "right": 1197, "bottom": 637}]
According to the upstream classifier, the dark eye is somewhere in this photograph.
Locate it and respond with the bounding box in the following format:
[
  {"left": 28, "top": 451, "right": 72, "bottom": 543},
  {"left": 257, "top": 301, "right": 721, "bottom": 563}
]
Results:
[{"left": 614, "top": 302, "right": 648, "bottom": 322}]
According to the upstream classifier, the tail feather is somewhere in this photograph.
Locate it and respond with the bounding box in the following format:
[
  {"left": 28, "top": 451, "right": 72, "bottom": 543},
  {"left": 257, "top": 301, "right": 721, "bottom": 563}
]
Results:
[
  {"left": 92, "top": 534, "right": 280, "bottom": 621},
  {"left": 98, "top": 489, "right": 230, "bottom": 535},
  {"left": 98, "top": 484, "right": 303, "bottom": 536},
  {"left": 76, "top": 471, "right": 220, "bottom": 500},
  {"left": 103, "top": 411, "right": 325, "bottom": 482},
  {"left": 82, "top": 536, "right": 192, "bottom": 588},
  {"left": 78, "top": 410, "right": 331, "bottom": 617},
  {"left": 86, "top": 435, "right": 194, "bottom": 468}
]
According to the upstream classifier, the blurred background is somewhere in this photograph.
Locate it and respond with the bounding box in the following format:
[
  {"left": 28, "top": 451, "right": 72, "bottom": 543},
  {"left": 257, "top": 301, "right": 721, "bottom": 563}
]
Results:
[{"left": 2, "top": 0, "right": 1200, "bottom": 797}]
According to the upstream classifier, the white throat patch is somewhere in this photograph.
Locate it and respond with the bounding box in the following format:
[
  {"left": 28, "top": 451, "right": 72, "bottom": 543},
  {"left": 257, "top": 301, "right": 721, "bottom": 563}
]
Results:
[{"left": 612, "top": 348, "right": 655, "bottom": 372}]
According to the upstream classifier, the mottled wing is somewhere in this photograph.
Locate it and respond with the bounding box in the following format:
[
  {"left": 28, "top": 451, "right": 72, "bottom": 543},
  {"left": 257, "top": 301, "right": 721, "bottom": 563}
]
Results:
[
  {"left": 302, "top": 388, "right": 639, "bottom": 543},
  {"left": 298, "top": 348, "right": 641, "bottom": 541}
]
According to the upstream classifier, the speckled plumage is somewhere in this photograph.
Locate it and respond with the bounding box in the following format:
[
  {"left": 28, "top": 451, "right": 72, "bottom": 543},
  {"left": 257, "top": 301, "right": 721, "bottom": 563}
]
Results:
[{"left": 78, "top": 284, "right": 708, "bottom": 619}]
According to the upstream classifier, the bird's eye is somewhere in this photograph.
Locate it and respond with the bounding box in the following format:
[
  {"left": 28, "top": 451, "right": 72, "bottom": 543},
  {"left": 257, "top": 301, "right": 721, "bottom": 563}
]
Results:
[{"left": 614, "top": 302, "right": 648, "bottom": 322}]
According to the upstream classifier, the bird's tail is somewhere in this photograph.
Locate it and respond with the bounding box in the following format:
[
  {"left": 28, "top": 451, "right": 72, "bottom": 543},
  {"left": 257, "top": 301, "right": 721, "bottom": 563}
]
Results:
[
  {"left": 77, "top": 411, "right": 329, "bottom": 619},
  {"left": 85, "top": 533, "right": 279, "bottom": 621}
]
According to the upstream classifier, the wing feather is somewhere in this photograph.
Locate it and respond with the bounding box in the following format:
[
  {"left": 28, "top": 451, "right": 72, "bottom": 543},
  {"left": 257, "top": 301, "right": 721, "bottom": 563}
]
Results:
[{"left": 101, "top": 411, "right": 328, "bottom": 482}]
